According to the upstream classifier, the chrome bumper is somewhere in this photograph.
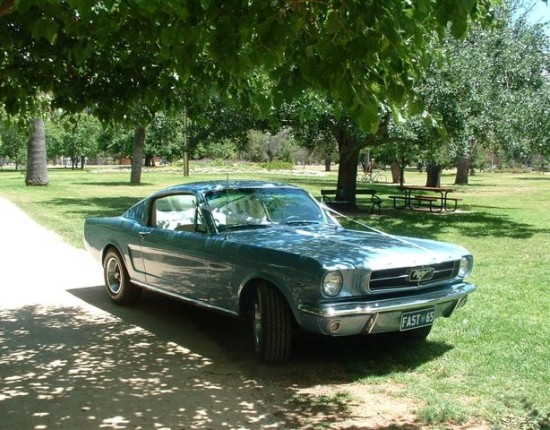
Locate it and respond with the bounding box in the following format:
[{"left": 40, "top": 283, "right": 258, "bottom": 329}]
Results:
[{"left": 297, "top": 282, "right": 476, "bottom": 336}]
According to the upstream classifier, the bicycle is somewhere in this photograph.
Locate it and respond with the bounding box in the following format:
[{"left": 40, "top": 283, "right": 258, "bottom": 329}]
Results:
[{"left": 358, "top": 168, "right": 387, "bottom": 183}]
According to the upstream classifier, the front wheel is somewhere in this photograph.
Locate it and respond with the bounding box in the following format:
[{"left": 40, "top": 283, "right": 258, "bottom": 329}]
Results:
[
  {"left": 253, "top": 283, "right": 293, "bottom": 365},
  {"left": 103, "top": 249, "right": 141, "bottom": 305}
]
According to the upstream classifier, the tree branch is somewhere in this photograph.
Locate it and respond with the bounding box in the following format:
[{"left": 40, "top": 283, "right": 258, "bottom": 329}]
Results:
[{"left": 0, "top": 0, "right": 14, "bottom": 17}]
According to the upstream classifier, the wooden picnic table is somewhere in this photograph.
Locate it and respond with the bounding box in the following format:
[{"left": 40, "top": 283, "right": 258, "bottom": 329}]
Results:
[
  {"left": 389, "top": 185, "right": 460, "bottom": 212},
  {"left": 320, "top": 188, "right": 381, "bottom": 214}
]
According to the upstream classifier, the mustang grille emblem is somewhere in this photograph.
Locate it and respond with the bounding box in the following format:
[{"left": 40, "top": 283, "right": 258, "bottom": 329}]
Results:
[{"left": 409, "top": 267, "right": 435, "bottom": 283}]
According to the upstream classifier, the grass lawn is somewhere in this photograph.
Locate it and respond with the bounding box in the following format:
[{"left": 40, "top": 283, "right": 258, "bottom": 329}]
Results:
[{"left": 1, "top": 164, "right": 549, "bottom": 428}]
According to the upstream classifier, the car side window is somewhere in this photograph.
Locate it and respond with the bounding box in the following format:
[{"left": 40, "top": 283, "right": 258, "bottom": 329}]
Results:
[{"left": 152, "top": 194, "right": 205, "bottom": 233}]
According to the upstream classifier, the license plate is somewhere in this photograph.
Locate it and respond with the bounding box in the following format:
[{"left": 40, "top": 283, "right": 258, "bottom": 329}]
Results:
[{"left": 400, "top": 308, "right": 435, "bottom": 331}]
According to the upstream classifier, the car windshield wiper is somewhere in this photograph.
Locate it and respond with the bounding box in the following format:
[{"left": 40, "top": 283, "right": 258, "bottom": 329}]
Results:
[{"left": 284, "top": 220, "right": 322, "bottom": 225}]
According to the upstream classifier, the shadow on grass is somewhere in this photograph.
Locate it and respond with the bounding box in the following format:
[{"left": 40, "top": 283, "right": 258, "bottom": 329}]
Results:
[
  {"left": 0, "top": 169, "right": 24, "bottom": 174},
  {"left": 293, "top": 330, "right": 453, "bottom": 378},
  {"left": 39, "top": 188, "right": 549, "bottom": 241},
  {"left": 516, "top": 176, "right": 550, "bottom": 181},
  {"left": 43, "top": 196, "right": 143, "bottom": 218},
  {"left": 282, "top": 176, "right": 548, "bottom": 240},
  {"left": 73, "top": 181, "right": 155, "bottom": 187},
  {"left": 344, "top": 206, "right": 548, "bottom": 240}
]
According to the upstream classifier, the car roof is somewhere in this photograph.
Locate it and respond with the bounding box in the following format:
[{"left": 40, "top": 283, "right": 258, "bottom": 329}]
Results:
[{"left": 154, "top": 180, "right": 302, "bottom": 196}]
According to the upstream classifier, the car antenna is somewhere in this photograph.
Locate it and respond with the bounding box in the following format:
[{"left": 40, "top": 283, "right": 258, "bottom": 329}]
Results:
[{"left": 224, "top": 172, "right": 230, "bottom": 239}]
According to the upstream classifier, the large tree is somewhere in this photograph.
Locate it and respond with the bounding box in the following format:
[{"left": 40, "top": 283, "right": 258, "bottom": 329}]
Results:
[
  {"left": 437, "top": 7, "right": 550, "bottom": 184},
  {"left": 379, "top": 0, "right": 550, "bottom": 186},
  {"left": 1, "top": 0, "right": 497, "bottom": 185}
]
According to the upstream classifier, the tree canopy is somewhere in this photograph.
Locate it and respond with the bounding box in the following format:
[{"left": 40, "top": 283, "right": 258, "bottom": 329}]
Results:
[
  {"left": 1, "top": 0, "right": 509, "bottom": 190},
  {"left": 1, "top": 0, "right": 497, "bottom": 131},
  {"left": 380, "top": 2, "right": 550, "bottom": 185}
]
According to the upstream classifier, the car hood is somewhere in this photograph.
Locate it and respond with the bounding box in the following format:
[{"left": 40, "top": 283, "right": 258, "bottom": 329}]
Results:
[{"left": 223, "top": 225, "right": 467, "bottom": 270}]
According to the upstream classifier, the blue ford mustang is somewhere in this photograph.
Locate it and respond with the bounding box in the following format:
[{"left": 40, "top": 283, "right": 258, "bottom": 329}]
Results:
[{"left": 84, "top": 180, "right": 476, "bottom": 364}]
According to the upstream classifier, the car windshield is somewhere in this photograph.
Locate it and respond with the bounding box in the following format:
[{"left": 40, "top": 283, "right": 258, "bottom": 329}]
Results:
[{"left": 204, "top": 187, "right": 329, "bottom": 231}]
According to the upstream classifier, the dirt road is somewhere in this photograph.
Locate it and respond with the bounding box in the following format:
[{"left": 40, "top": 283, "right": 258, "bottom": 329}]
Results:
[{"left": 1, "top": 197, "right": 477, "bottom": 430}]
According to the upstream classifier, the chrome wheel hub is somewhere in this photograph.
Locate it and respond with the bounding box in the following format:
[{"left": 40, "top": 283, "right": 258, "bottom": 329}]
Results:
[{"left": 106, "top": 258, "right": 122, "bottom": 294}]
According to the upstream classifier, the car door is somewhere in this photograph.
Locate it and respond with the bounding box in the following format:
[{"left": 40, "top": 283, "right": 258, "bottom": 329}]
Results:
[{"left": 140, "top": 193, "right": 209, "bottom": 301}]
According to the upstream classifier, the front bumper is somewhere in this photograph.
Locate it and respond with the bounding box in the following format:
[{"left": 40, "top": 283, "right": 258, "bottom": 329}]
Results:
[{"left": 297, "top": 282, "right": 476, "bottom": 336}]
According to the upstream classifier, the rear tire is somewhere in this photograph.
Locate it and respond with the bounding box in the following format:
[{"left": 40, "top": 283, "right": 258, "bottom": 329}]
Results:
[
  {"left": 103, "top": 249, "right": 141, "bottom": 305},
  {"left": 253, "top": 282, "right": 293, "bottom": 365},
  {"left": 375, "top": 173, "right": 387, "bottom": 183}
]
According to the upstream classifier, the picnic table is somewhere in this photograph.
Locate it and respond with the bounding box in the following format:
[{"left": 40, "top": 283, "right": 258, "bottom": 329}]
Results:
[
  {"left": 388, "top": 186, "right": 460, "bottom": 213},
  {"left": 320, "top": 188, "right": 381, "bottom": 214}
]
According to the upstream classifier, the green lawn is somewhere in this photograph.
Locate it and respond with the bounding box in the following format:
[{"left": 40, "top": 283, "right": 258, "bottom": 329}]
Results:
[{"left": 1, "top": 165, "right": 549, "bottom": 428}]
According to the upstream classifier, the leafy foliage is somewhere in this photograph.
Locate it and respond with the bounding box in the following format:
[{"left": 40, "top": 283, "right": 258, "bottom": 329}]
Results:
[
  {"left": 0, "top": 0, "right": 501, "bottom": 186},
  {"left": 381, "top": 1, "right": 550, "bottom": 182},
  {"left": 1, "top": 0, "right": 496, "bottom": 132},
  {"left": 47, "top": 112, "right": 102, "bottom": 167},
  {"left": 0, "top": 120, "right": 27, "bottom": 169}
]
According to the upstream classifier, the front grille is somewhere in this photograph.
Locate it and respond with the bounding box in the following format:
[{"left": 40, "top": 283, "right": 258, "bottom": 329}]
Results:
[{"left": 369, "top": 260, "right": 458, "bottom": 292}]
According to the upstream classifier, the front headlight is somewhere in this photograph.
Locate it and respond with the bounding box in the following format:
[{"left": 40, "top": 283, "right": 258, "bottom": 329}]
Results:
[
  {"left": 322, "top": 271, "right": 343, "bottom": 296},
  {"left": 458, "top": 256, "right": 472, "bottom": 278}
]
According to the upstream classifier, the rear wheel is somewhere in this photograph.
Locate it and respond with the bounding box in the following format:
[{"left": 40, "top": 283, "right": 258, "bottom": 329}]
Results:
[
  {"left": 375, "top": 173, "right": 387, "bottom": 183},
  {"left": 103, "top": 249, "right": 141, "bottom": 305},
  {"left": 253, "top": 282, "right": 293, "bottom": 365}
]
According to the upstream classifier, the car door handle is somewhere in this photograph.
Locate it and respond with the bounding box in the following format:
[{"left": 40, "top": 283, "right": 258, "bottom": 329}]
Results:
[{"left": 138, "top": 231, "right": 151, "bottom": 240}]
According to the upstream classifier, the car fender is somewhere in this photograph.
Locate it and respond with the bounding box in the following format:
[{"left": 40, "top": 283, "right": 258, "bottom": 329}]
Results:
[{"left": 236, "top": 269, "right": 309, "bottom": 324}]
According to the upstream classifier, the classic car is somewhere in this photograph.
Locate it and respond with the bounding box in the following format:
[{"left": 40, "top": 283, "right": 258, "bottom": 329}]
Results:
[{"left": 84, "top": 180, "right": 476, "bottom": 364}]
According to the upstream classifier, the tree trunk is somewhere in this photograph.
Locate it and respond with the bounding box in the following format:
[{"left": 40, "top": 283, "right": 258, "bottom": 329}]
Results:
[
  {"left": 25, "top": 118, "right": 49, "bottom": 186},
  {"left": 324, "top": 158, "right": 331, "bottom": 172},
  {"left": 425, "top": 164, "right": 442, "bottom": 187},
  {"left": 455, "top": 156, "right": 470, "bottom": 185},
  {"left": 390, "top": 161, "right": 401, "bottom": 184},
  {"left": 333, "top": 126, "right": 360, "bottom": 208},
  {"left": 130, "top": 126, "right": 146, "bottom": 184}
]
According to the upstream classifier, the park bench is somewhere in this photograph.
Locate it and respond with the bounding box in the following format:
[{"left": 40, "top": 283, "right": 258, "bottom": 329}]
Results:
[
  {"left": 321, "top": 189, "right": 381, "bottom": 214},
  {"left": 442, "top": 197, "right": 461, "bottom": 212},
  {"left": 413, "top": 195, "right": 439, "bottom": 209}
]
